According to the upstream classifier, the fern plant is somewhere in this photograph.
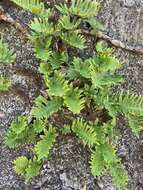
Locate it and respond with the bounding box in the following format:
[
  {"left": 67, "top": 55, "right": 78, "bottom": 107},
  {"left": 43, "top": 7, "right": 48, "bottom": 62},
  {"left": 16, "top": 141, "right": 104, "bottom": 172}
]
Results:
[
  {"left": 5, "top": 0, "right": 143, "bottom": 189},
  {"left": 0, "top": 39, "right": 16, "bottom": 91}
]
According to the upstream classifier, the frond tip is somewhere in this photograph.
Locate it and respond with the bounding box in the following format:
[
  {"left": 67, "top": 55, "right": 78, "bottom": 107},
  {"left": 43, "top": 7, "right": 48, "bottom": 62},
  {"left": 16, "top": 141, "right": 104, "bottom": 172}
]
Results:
[{"left": 34, "top": 126, "right": 58, "bottom": 161}]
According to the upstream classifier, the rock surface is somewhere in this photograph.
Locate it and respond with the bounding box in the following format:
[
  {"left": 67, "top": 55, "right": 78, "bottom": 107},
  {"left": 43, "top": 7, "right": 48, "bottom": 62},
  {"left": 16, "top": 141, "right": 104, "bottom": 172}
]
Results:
[{"left": 0, "top": 0, "right": 143, "bottom": 189}]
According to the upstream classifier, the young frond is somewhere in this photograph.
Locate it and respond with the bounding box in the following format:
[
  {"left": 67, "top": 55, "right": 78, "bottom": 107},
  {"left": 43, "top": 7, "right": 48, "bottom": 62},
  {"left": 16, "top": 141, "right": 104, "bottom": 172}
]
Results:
[
  {"left": 45, "top": 71, "right": 70, "bottom": 97},
  {"left": 14, "top": 156, "right": 41, "bottom": 182},
  {"left": 62, "top": 32, "right": 86, "bottom": 49},
  {"left": 34, "top": 126, "right": 58, "bottom": 161},
  {"left": 32, "top": 95, "right": 62, "bottom": 119},
  {"left": 0, "top": 76, "right": 11, "bottom": 92},
  {"left": 11, "top": 0, "right": 51, "bottom": 18},
  {"left": 72, "top": 118, "right": 97, "bottom": 146},
  {"left": 13, "top": 156, "right": 29, "bottom": 176},
  {"left": 64, "top": 86, "right": 85, "bottom": 114},
  {"left": 0, "top": 40, "right": 16, "bottom": 64}
]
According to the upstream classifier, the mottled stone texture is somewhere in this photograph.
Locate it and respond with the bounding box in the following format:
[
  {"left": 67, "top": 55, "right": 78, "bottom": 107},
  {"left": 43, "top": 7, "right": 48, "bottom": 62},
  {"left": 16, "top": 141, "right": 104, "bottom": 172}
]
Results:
[{"left": 0, "top": 0, "right": 143, "bottom": 189}]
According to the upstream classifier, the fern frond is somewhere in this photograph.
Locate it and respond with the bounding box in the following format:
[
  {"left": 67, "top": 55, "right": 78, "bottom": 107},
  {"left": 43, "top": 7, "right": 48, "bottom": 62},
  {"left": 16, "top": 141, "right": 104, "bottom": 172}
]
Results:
[
  {"left": 72, "top": 118, "right": 97, "bottom": 146},
  {"left": 5, "top": 116, "right": 35, "bottom": 148},
  {"left": 117, "top": 92, "right": 143, "bottom": 116},
  {"left": 0, "top": 76, "right": 11, "bottom": 92},
  {"left": 32, "top": 96, "right": 62, "bottom": 119},
  {"left": 25, "top": 159, "right": 41, "bottom": 182},
  {"left": 29, "top": 32, "right": 52, "bottom": 61},
  {"left": 64, "top": 86, "right": 85, "bottom": 114},
  {"left": 90, "top": 149, "right": 106, "bottom": 177},
  {"left": 56, "top": 0, "right": 99, "bottom": 18},
  {"left": 128, "top": 115, "right": 143, "bottom": 137},
  {"left": 90, "top": 64, "right": 123, "bottom": 88},
  {"left": 62, "top": 32, "right": 86, "bottom": 49},
  {"left": 109, "top": 163, "right": 128, "bottom": 190},
  {"left": 13, "top": 156, "right": 29, "bottom": 176},
  {"left": 59, "top": 15, "right": 81, "bottom": 30},
  {"left": 70, "top": 0, "right": 99, "bottom": 18},
  {"left": 29, "top": 18, "right": 54, "bottom": 34},
  {"left": 68, "top": 57, "right": 91, "bottom": 79},
  {"left": 101, "top": 143, "right": 117, "bottom": 163},
  {"left": 45, "top": 71, "right": 70, "bottom": 97},
  {"left": 33, "top": 119, "right": 46, "bottom": 133},
  {"left": 0, "top": 39, "right": 16, "bottom": 64},
  {"left": 48, "top": 52, "right": 68, "bottom": 69},
  {"left": 11, "top": 0, "right": 51, "bottom": 18},
  {"left": 34, "top": 126, "right": 58, "bottom": 161}
]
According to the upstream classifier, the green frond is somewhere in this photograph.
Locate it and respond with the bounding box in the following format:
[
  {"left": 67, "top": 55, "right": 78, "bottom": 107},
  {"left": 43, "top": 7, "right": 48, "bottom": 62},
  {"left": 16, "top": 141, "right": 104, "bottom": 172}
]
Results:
[
  {"left": 64, "top": 86, "right": 85, "bottom": 114},
  {"left": 90, "top": 149, "right": 106, "bottom": 177},
  {"left": 5, "top": 116, "right": 35, "bottom": 148},
  {"left": 29, "top": 18, "right": 54, "bottom": 34},
  {"left": 0, "top": 76, "right": 11, "bottom": 92},
  {"left": 72, "top": 118, "right": 97, "bottom": 146},
  {"left": 90, "top": 63, "right": 123, "bottom": 88},
  {"left": 34, "top": 126, "right": 58, "bottom": 161},
  {"left": 59, "top": 15, "right": 81, "bottom": 30},
  {"left": 62, "top": 32, "right": 86, "bottom": 49},
  {"left": 128, "top": 115, "right": 143, "bottom": 137},
  {"left": 48, "top": 52, "right": 68, "bottom": 69},
  {"left": 45, "top": 71, "right": 70, "bottom": 97},
  {"left": 100, "top": 143, "right": 117, "bottom": 163},
  {"left": 39, "top": 62, "right": 51, "bottom": 75},
  {"left": 68, "top": 57, "right": 91, "bottom": 79},
  {"left": 0, "top": 40, "right": 16, "bottom": 64},
  {"left": 11, "top": 0, "right": 51, "bottom": 18},
  {"left": 70, "top": 0, "right": 99, "bottom": 18},
  {"left": 13, "top": 156, "right": 29, "bottom": 176},
  {"left": 56, "top": 0, "right": 99, "bottom": 18},
  {"left": 109, "top": 163, "right": 128, "bottom": 190},
  {"left": 117, "top": 92, "right": 143, "bottom": 116},
  {"left": 33, "top": 119, "right": 46, "bottom": 133},
  {"left": 25, "top": 159, "right": 41, "bottom": 182},
  {"left": 14, "top": 156, "right": 41, "bottom": 182},
  {"left": 32, "top": 95, "right": 62, "bottom": 119},
  {"left": 29, "top": 32, "right": 52, "bottom": 61}
]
